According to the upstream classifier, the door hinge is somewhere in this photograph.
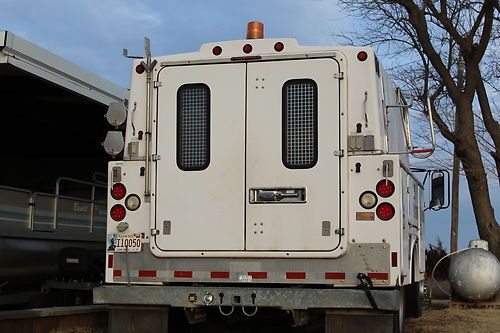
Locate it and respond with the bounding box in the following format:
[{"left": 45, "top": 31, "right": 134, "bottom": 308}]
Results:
[
  {"left": 151, "top": 229, "right": 160, "bottom": 236},
  {"left": 335, "top": 227, "right": 345, "bottom": 236},
  {"left": 334, "top": 149, "right": 344, "bottom": 157},
  {"left": 152, "top": 154, "right": 161, "bottom": 161},
  {"left": 334, "top": 72, "right": 344, "bottom": 80},
  {"left": 154, "top": 81, "right": 162, "bottom": 88}
]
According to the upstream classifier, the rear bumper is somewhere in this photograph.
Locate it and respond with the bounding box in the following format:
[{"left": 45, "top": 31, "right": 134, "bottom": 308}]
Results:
[{"left": 94, "top": 285, "right": 400, "bottom": 311}]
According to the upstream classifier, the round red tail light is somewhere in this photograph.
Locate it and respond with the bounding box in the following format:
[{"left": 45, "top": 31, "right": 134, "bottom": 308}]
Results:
[
  {"left": 212, "top": 46, "right": 222, "bottom": 56},
  {"left": 376, "top": 179, "right": 395, "bottom": 197},
  {"left": 274, "top": 42, "right": 284, "bottom": 52},
  {"left": 357, "top": 51, "right": 368, "bottom": 61},
  {"left": 243, "top": 44, "right": 253, "bottom": 54},
  {"left": 111, "top": 183, "right": 127, "bottom": 200},
  {"left": 376, "top": 203, "right": 395, "bottom": 221},
  {"left": 135, "top": 64, "right": 145, "bottom": 74},
  {"left": 110, "top": 204, "right": 126, "bottom": 221}
]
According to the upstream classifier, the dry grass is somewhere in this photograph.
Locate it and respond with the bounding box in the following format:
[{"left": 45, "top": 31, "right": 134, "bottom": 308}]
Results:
[{"left": 406, "top": 301, "right": 500, "bottom": 333}]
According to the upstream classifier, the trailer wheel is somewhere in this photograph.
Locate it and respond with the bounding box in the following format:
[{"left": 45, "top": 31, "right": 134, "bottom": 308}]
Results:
[
  {"left": 405, "top": 280, "right": 423, "bottom": 318},
  {"left": 393, "top": 287, "right": 405, "bottom": 333}
]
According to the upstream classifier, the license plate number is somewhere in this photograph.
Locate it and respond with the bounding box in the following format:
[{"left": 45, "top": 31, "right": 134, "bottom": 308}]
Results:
[{"left": 107, "top": 234, "right": 142, "bottom": 252}]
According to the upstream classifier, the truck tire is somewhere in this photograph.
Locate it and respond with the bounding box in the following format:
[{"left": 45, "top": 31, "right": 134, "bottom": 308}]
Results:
[
  {"left": 405, "top": 280, "right": 423, "bottom": 318},
  {"left": 393, "top": 287, "right": 405, "bottom": 333}
]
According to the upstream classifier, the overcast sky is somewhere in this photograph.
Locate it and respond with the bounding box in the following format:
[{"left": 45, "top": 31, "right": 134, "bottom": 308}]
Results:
[{"left": 1, "top": 0, "right": 498, "bottom": 250}]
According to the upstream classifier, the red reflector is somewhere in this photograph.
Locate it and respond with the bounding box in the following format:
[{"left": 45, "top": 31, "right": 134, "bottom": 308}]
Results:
[
  {"left": 274, "top": 42, "right": 284, "bottom": 52},
  {"left": 248, "top": 272, "right": 267, "bottom": 279},
  {"left": 286, "top": 272, "right": 306, "bottom": 279},
  {"left": 107, "top": 254, "right": 114, "bottom": 269},
  {"left": 111, "top": 183, "right": 127, "bottom": 200},
  {"left": 412, "top": 148, "right": 434, "bottom": 154},
  {"left": 376, "top": 202, "right": 395, "bottom": 221},
  {"left": 174, "top": 271, "right": 192, "bottom": 278},
  {"left": 357, "top": 51, "right": 368, "bottom": 61},
  {"left": 391, "top": 252, "right": 398, "bottom": 267},
  {"left": 376, "top": 179, "right": 395, "bottom": 197},
  {"left": 243, "top": 43, "right": 253, "bottom": 54},
  {"left": 212, "top": 46, "right": 222, "bottom": 56},
  {"left": 325, "top": 272, "right": 346, "bottom": 280},
  {"left": 110, "top": 204, "right": 126, "bottom": 221},
  {"left": 211, "top": 271, "right": 230, "bottom": 279},
  {"left": 135, "top": 64, "right": 145, "bottom": 74},
  {"left": 113, "top": 269, "right": 122, "bottom": 277},
  {"left": 139, "top": 270, "right": 157, "bottom": 278},
  {"left": 368, "top": 272, "right": 389, "bottom": 280}
]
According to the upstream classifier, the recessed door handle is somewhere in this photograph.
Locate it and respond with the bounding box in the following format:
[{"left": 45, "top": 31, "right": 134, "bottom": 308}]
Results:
[{"left": 250, "top": 188, "right": 306, "bottom": 203}]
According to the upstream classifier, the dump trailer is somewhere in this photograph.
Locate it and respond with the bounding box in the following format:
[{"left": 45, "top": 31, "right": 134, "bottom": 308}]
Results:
[
  {"left": 0, "top": 30, "right": 128, "bottom": 305},
  {"left": 94, "top": 22, "right": 442, "bottom": 333}
]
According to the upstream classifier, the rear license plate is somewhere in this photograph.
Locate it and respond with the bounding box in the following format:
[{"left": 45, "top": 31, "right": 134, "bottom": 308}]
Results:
[{"left": 107, "top": 234, "right": 142, "bottom": 252}]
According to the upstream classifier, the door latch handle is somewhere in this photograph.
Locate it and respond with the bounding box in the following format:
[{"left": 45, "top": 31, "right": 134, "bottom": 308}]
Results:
[
  {"left": 250, "top": 188, "right": 306, "bottom": 203},
  {"left": 275, "top": 192, "right": 299, "bottom": 200}
]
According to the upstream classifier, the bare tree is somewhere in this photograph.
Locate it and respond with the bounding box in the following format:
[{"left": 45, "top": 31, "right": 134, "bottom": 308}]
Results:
[{"left": 337, "top": 0, "right": 500, "bottom": 257}]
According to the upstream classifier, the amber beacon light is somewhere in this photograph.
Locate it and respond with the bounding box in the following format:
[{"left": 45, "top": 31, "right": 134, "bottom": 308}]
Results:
[{"left": 247, "top": 21, "right": 264, "bottom": 39}]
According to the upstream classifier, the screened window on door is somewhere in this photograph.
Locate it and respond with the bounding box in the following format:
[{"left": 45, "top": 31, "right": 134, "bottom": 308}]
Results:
[
  {"left": 177, "top": 83, "right": 210, "bottom": 171},
  {"left": 282, "top": 79, "right": 318, "bottom": 169}
]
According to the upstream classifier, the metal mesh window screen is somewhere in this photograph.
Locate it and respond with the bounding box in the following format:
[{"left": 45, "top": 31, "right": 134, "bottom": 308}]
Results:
[
  {"left": 283, "top": 79, "right": 318, "bottom": 169},
  {"left": 177, "top": 84, "right": 210, "bottom": 171}
]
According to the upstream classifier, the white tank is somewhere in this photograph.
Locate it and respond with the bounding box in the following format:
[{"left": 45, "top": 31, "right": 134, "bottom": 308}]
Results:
[{"left": 449, "top": 241, "right": 500, "bottom": 301}]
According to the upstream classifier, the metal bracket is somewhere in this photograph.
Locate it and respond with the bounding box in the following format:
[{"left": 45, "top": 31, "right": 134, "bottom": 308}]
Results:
[
  {"left": 290, "top": 309, "right": 310, "bottom": 327},
  {"left": 154, "top": 81, "right": 162, "bottom": 88},
  {"left": 334, "top": 150, "right": 344, "bottom": 157},
  {"left": 152, "top": 154, "right": 161, "bottom": 161},
  {"left": 335, "top": 228, "right": 345, "bottom": 236},
  {"left": 334, "top": 72, "right": 344, "bottom": 79},
  {"left": 151, "top": 229, "right": 160, "bottom": 236}
]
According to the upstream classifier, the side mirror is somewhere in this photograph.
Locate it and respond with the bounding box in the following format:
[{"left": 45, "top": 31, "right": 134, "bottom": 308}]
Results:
[{"left": 429, "top": 171, "right": 449, "bottom": 210}]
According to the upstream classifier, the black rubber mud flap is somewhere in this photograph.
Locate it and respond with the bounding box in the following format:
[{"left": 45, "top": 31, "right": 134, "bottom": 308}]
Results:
[{"left": 405, "top": 280, "right": 423, "bottom": 318}]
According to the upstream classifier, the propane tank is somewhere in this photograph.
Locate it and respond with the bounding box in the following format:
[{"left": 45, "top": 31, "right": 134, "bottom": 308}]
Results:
[{"left": 448, "top": 240, "right": 500, "bottom": 301}]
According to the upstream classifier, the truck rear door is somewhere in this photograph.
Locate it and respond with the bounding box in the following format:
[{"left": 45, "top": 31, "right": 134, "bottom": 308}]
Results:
[
  {"left": 154, "top": 63, "right": 246, "bottom": 251},
  {"left": 246, "top": 59, "right": 341, "bottom": 251},
  {"left": 154, "top": 58, "right": 341, "bottom": 253}
]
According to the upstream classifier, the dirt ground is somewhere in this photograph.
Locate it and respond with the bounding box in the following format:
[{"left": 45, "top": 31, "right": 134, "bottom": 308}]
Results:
[
  {"left": 405, "top": 300, "right": 499, "bottom": 333},
  {"left": 51, "top": 302, "right": 500, "bottom": 333}
]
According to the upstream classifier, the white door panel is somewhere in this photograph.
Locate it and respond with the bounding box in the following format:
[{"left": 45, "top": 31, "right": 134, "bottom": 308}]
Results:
[
  {"left": 246, "top": 59, "right": 341, "bottom": 251},
  {"left": 154, "top": 63, "right": 246, "bottom": 251}
]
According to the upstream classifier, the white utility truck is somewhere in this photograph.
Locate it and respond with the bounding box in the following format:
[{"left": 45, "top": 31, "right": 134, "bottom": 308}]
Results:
[{"left": 95, "top": 22, "right": 444, "bottom": 333}]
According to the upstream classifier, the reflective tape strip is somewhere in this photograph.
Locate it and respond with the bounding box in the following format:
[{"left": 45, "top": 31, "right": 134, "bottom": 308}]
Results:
[
  {"left": 248, "top": 272, "right": 267, "bottom": 279},
  {"left": 286, "top": 272, "right": 306, "bottom": 279},
  {"left": 107, "top": 254, "right": 114, "bottom": 269},
  {"left": 325, "top": 272, "right": 346, "bottom": 280},
  {"left": 211, "top": 271, "right": 230, "bottom": 279},
  {"left": 391, "top": 252, "right": 398, "bottom": 267},
  {"left": 368, "top": 272, "right": 389, "bottom": 280},
  {"left": 174, "top": 271, "right": 193, "bottom": 278},
  {"left": 139, "top": 270, "right": 157, "bottom": 278}
]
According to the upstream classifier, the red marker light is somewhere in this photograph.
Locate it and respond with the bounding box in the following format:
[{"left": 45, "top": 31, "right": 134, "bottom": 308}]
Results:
[
  {"left": 111, "top": 183, "right": 127, "bottom": 200},
  {"left": 376, "top": 179, "right": 395, "bottom": 198},
  {"left": 243, "top": 44, "right": 253, "bottom": 54},
  {"left": 110, "top": 204, "right": 126, "bottom": 221},
  {"left": 376, "top": 203, "right": 395, "bottom": 221},
  {"left": 357, "top": 51, "right": 368, "bottom": 61},
  {"left": 212, "top": 46, "right": 222, "bottom": 56},
  {"left": 274, "top": 42, "right": 284, "bottom": 52},
  {"left": 135, "top": 64, "right": 145, "bottom": 74}
]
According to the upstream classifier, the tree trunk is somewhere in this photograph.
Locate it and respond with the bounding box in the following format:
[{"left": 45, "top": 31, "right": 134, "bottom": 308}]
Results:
[{"left": 456, "top": 126, "right": 499, "bottom": 258}]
